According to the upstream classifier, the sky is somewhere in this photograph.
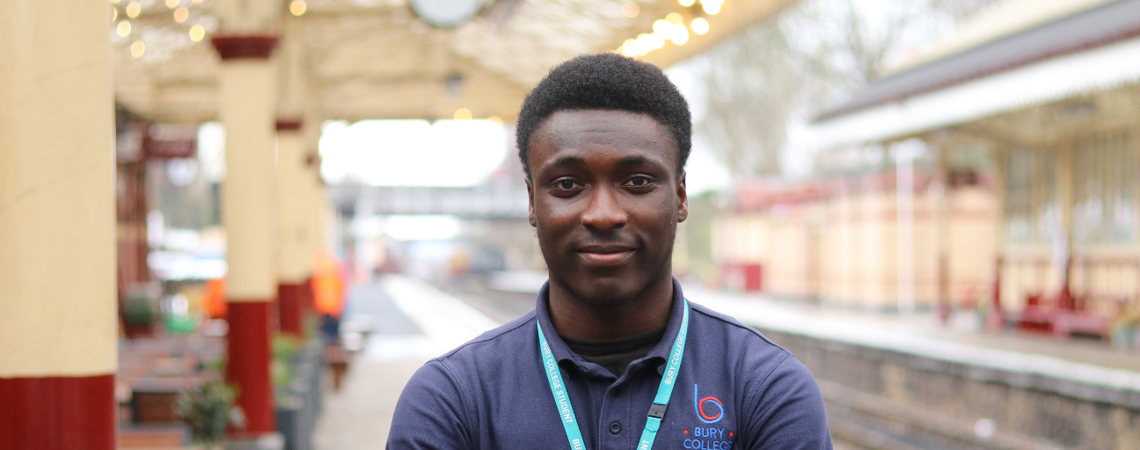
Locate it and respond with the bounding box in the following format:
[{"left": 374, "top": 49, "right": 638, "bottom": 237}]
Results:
[
  {"left": 199, "top": 110, "right": 732, "bottom": 195},
  {"left": 314, "top": 106, "right": 732, "bottom": 195},
  {"left": 318, "top": 119, "right": 509, "bottom": 187}
]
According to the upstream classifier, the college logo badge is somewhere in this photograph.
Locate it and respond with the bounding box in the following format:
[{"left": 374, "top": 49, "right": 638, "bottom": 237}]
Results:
[
  {"left": 682, "top": 384, "right": 733, "bottom": 449},
  {"left": 693, "top": 384, "right": 723, "bottom": 424}
]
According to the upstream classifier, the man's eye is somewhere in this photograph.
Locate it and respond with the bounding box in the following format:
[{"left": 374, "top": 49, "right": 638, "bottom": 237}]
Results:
[
  {"left": 627, "top": 176, "right": 651, "bottom": 187},
  {"left": 554, "top": 180, "right": 578, "bottom": 190}
]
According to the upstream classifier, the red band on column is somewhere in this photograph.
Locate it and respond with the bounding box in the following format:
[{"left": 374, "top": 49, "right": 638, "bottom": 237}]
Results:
[
  {"left": 226, "top": 301, "right": 275, "bottom": 435},
  {"left": 0, "top": 374, "right": 116, "bottom": 450},
  {"left": 277, "top": 283, "right": 306, "bottom": 337},
  {"left": 304, "top": 277, "right": 316, "bottom": 317},
  {"left": 211, "top": 35, "right": 279, "bottom": 60},
  {"left": 275, "top": 118, "right": 303, "bottom": 131}
]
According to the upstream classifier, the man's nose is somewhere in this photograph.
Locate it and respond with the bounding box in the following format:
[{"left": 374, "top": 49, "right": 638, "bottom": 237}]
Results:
[{"left": 581, "top": 184, "right": 628, "bottom": 230}]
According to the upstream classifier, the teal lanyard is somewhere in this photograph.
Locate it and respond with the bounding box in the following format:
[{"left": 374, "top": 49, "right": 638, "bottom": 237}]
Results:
[{"left": 537, "top": 298, "right": 690, "bottom": 450}]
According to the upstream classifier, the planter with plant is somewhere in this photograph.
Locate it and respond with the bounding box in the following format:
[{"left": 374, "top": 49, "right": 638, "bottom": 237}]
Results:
[
  {"left": 122, "top": 288, "right": 158, "bottom": 339},
  {"left": 175, "top": 381, "right": 245, "bottom": 449}
]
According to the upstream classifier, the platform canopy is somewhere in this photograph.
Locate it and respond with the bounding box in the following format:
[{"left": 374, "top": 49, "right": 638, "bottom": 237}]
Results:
[
  {"left": 807, "top": 0, "right": 1140, "bottom": 149},
  {"left": 111, "top": 0, "right": 797, "bottom": 123}
]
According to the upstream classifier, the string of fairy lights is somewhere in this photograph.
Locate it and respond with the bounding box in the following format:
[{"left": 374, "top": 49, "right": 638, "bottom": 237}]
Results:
[
  {"left": 107, "top": 0, "right": 720, "bottom": 65},
  {"left": 105, "top": 0, "right": 314, "bottom": 63},
  {"left": 110, "top": 0, "right": 221, "bottom": 62},
  {"left": 617, "top": 0, "right": 722, "bottom": 58}
]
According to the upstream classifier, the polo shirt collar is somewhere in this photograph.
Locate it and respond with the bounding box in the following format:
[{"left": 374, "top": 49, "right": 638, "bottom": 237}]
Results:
[{"left": 534, "top": 277, "right": 686, "bottom": 371}]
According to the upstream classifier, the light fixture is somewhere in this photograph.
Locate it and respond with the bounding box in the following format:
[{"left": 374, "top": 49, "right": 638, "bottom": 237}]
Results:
[
  {"left": 111, "top": 0, "right": 121, "bottom": 4},
  {"left": 622, "top": 38, "right": 636, "bottom": 55},
  {"left": 634, "top": 34, "right": 649, "bottom": 54},
  {"left": 454, "top": 108, "right": 472, "bottom": 120},
  {"left": 189, "top": 24, "right": 205, "bottom": 42},
  {"left": 636, "top": 33, "right": 664, "bottom": 53},
  {"left": 666, "top": 13, "right": 683, "bottom": 24},
  {"left": 679, "top": 0, "right": 695, "bottom": 6},
  {"left": 126, "top": 2, "right": 140, "bottom": 18},
  {"left": 174, "top": 7, "right": 188, "bottom": 22},
  {"left": 165, "top": 0, "right": 178, "bottom": 8},
  {"left": 131, "top": 40, "right": 145, "bottom": 58},
  {"left": 621, "top": 2, "right": 639, "bottom": 18},
  {"left": 652, "top": 19, "right": 670, "bottom": 35},
  {"left": 691, "top": 17, "right": 709, "bottom": 35},
  {"left": 117, "top": 20, "right": 131, "bottom": 37},
  {"left": 290, "top": 0, "right": 307, "bottom": 16},
  {"left": 671, "top": 25, "right": 689, "bottom": 45},
  {"left": 701, "top": 0, "right": 722, "bottom": 15},
  {"left": 112, "top": 7, "right": 118, "bottom": 21},
  {"left": 408, "top": 0, "right": 482, "bottom": 28}
]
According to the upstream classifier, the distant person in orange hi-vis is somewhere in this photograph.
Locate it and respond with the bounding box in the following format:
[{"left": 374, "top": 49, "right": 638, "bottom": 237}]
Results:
[
  {"left": 312, "top": 249, "right": 347, "bottom": 343},
  {"left": 203, "top": 277, "right": 227, "bottom": 319}
]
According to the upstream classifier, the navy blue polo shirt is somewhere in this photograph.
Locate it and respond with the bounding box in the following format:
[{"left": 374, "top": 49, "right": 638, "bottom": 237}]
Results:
[{"left": 387, "top": 279, "right": 832, "bottom": 449}]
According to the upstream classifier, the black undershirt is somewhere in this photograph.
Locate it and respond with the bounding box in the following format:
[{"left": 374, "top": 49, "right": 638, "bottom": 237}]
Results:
[{"left": 560, "top": 327, "right": 666, "bottom": 378}]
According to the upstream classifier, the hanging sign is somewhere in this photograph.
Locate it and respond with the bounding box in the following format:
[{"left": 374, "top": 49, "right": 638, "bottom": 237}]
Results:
[{"left": 144, "top": 124, "right": 198, "bottom": 160}]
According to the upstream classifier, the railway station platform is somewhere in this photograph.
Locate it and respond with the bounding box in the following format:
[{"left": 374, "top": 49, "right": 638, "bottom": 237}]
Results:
[{"left": 318, "top": 275, "right": 1140, "bottom": 450}]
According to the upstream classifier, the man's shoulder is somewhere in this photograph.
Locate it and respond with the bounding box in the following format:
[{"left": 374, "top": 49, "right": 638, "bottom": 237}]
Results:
[
  {"left": 431, "top": 310, "right": 537, "bottom": 365},
  {"left": 688, "top": 300, "right": 790, "bottom": 355}
]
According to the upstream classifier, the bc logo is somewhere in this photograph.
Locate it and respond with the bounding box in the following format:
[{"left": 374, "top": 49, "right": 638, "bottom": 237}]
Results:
[{"left": 693, "top": 384, "right": 723, "bottom": 424}]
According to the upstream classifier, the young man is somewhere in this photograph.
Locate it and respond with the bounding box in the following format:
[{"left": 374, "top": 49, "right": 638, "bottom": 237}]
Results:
[{"left": 387, "top": 53, "right": 832, "bottom": 449}]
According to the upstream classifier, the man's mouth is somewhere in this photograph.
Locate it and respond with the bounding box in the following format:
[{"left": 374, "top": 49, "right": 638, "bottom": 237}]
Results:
[{"left": 575, "top": 244, "right": 636, "bottom": 266}]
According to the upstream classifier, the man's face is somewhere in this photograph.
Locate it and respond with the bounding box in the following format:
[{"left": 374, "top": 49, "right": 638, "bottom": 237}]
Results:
[{"left": 527, "top": 109, "right": 688, "bottom": 306}]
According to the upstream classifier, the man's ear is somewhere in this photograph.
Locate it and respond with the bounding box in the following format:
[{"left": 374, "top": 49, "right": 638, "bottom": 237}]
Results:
[
  {"left": 527, "top": 179, "right": 537, "bottom": 227},
  {"left": 677, "top": 170, "right": 688, "bottom": 223}
]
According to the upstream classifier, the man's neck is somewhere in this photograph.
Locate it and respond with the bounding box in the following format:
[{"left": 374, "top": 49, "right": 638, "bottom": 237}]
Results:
[{"left": 547, "top": 276, "right": 674, "bottom": 341}]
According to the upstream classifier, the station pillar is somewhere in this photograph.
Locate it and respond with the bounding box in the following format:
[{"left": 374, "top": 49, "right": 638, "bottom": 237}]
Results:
[
  {"left": 277, "top": 119, "right": 311, "bottom": 337},
  {"left": 212, "top": 35, "right": 280, "bottom": 436},
  {"left": 0, "top": 1, "right": 117, "bottom": 448},
  {"left": 303, "top": 119, "right": 327, "bottom": 310}
]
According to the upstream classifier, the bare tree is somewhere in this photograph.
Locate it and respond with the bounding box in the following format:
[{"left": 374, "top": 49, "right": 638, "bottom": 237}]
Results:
[
  {"left": 695, "top": 0, "right": 998, "bottom": 178},
  {"left": 699, "top": 24, "right": 799, "bottom": 177}
]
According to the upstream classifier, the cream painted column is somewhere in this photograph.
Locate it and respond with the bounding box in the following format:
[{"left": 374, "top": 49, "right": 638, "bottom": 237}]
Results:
[
  {"left": 275, "top": 27, "right": 314, "bottom": 336},
  {"left": 276, "top": 119, "right": 310, "bottom": 336},
  {"left": 0, "top": 0, "right": 117, "bottom": 447},
  {"left": 304, "top": 118, "right": 327, "bottom": 259},
  {"left": 212, "top": 35, "right": 280, "bottom": 435}
]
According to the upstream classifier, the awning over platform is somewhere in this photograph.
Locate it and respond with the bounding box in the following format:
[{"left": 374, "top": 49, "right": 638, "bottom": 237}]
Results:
[
  {"left": 111, "top": 0, "right": 798, "bottom": 123},
  {"left": 808, "top": 0, "right": 1140, "bottom": 149}
]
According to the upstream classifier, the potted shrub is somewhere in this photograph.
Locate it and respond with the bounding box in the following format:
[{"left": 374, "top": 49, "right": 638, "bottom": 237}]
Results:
[
  {"left": 122, "top": 288, "right": 158, "bottom": 339},
  {"left": 175, "top": 381, "right": 245, "bottom": 449}
]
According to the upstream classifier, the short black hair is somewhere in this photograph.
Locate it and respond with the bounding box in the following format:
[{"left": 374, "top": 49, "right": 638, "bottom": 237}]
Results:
[{"left": 516, "top": 53, "right": 692, "bottom": 179}]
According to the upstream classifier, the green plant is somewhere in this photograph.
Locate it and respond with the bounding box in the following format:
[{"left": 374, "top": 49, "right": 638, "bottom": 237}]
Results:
[
  {"left": 271, "top": 334, "right": 303, "bottom": 391},
  {"left": 175, "top": 381, "right": 244, "bottom": 445},
  {"left": 122, "top": 291, "right": 156, "bottom": 325}
]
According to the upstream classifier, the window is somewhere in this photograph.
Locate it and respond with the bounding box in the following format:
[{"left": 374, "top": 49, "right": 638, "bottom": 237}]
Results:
[
  {"left": 1073, "top": 130, "right": 1136, "bottom": 244},
  {"left": 1004, "top": 148, "right": 1057, "bottom": 244}
]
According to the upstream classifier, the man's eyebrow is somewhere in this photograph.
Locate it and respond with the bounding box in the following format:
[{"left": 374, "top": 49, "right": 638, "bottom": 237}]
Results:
[
  {"left": 615, "top": 155, "right": 653, "bottom": 166},
  {"left": 549, "top": 155, "right": 587, "bottom": 167}
]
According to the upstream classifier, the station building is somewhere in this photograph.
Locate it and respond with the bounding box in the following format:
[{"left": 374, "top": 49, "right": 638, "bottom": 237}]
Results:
[{"left": 791, "top": 0, "right": 1140, "bottom": 335}]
